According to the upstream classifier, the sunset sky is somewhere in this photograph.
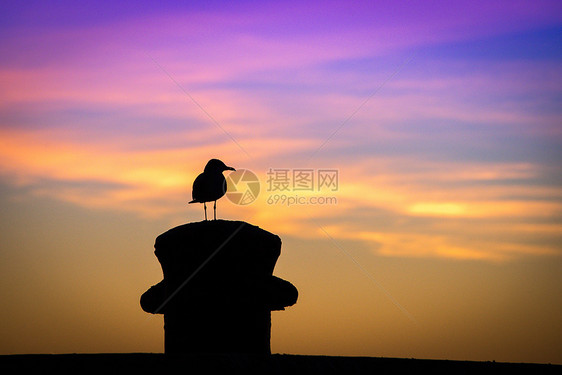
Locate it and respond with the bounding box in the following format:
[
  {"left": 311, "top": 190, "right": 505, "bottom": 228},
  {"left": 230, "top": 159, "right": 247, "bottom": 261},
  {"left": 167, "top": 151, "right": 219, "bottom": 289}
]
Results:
[{"left": 1, "top": 0, "right": 561, "bottom": 364}]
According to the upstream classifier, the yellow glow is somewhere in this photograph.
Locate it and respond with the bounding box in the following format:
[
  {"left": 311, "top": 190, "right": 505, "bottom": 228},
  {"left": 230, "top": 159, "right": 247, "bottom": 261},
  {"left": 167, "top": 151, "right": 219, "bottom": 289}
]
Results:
[
  {"left": 1, "top": 127, "right": 560, "bottom": 261},
  {"left": 408, "top": 201, "right": 562, "bottom": 218},
  {"left": 409, "top": 202, "right": 467, "bottom": 216}
]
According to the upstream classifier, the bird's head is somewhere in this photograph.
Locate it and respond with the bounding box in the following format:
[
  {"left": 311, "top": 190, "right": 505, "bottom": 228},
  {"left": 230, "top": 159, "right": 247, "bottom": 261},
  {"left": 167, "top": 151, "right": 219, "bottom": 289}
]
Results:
[{"left": 204, "top": 158, "right": 236, "bottom": 173}]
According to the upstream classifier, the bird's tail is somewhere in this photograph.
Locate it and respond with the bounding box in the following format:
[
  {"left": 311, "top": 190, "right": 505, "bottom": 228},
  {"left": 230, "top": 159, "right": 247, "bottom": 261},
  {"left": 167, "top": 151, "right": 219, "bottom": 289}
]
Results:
[{"left": 188, "top": 200, "right": 197, "bottom": 204}]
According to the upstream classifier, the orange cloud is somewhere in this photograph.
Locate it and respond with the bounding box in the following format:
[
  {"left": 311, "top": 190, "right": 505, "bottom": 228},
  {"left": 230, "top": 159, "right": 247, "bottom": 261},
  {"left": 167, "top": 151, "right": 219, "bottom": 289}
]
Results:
[
  {"left": 0, "top": 128, "right": 317, "bottom": 217},
  {"left": 1, "top": 126, "right": 560, "bottom": 261}
]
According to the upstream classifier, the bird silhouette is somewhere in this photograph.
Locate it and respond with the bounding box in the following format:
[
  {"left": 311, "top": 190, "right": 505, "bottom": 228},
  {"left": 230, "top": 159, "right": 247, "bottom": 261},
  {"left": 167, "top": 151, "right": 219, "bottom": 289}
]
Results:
[{"left": 189, "top": 159, "right": 236, "bottom": 220}]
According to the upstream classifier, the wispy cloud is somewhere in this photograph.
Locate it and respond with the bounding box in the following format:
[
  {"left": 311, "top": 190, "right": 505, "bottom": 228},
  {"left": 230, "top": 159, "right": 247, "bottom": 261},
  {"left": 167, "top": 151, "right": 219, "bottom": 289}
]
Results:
[
  {"left": 3, "top": 123, "right": 559, "bottom": 262},
  {"left": 0, "top": 0, "right": 560, "bottom": 265}
]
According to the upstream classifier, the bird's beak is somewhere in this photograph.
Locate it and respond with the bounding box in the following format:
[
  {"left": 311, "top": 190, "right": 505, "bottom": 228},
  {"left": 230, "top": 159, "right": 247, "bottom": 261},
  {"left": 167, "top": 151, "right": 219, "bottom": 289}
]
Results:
[{"left": 226, "top": 166, "right": 236, "bottom": 171}]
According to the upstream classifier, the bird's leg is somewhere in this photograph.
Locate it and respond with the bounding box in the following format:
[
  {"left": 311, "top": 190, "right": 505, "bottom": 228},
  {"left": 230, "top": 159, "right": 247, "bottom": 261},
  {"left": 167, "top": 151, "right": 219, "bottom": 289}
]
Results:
[
  {"left": 213, "top": 200, "right": 217, "bottom": 220},
  {"left": 204, "top": 202, "right": 207, "bottom": 221}
]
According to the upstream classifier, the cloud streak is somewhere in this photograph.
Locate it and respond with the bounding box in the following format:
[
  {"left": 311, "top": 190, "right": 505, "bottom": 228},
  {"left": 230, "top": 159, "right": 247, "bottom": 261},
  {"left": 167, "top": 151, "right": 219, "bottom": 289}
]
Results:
[{"left": 0, "top": 0, "right": 560, "bottom": 264}]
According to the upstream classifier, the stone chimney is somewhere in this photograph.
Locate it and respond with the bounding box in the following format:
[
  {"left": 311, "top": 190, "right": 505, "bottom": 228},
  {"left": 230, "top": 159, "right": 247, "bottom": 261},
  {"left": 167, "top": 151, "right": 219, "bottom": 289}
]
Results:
[{"left": 141, "top": 220, "right": 298, "bottom": 355}]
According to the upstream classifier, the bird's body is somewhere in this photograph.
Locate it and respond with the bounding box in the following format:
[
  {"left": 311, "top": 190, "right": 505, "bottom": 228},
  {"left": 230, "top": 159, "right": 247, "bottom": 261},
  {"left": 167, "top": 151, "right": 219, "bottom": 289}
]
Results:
[
  {"left": 189, "top": 159, "right": 235, "bottom": 220},
  {"left": 189, "top": 172, "right": 228, "bottom": 204}
]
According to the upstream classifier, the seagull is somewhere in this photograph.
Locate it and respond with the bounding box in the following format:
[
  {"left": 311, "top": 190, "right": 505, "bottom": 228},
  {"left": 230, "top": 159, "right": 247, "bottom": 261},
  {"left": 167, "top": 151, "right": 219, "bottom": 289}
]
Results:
[{"left": 188, "top": 159, "right": 236, "bottom": 220}]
